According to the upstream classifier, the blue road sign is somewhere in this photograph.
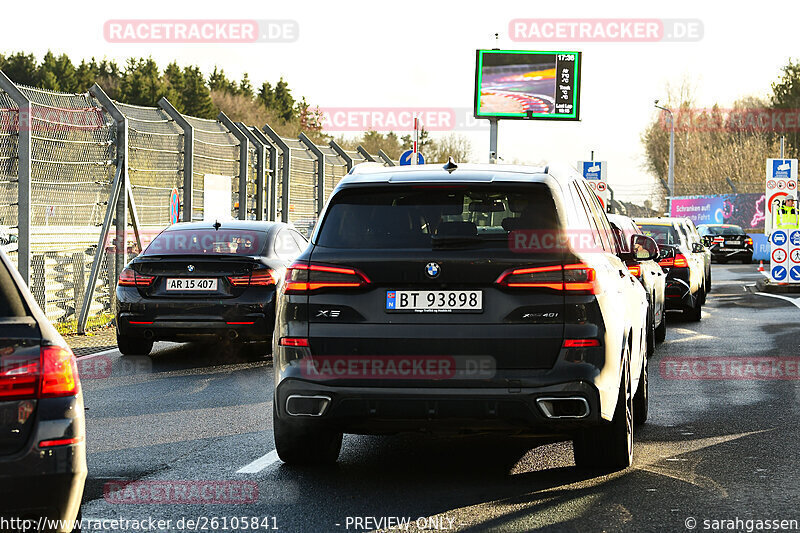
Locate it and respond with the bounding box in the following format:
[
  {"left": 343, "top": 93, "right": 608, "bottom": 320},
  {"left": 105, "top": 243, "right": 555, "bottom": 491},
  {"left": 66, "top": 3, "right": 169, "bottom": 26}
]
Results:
[
  {"left": 581, "top": 161, "right": 602, "bottom": 180},
  {"left": 772, "top": 159, "right": 793, "bottom": 179},
  {"left": 399, "top": 150, "right": 424, "bottom": 166},
  {"left": 791, "top": 266, "right": 800, "bottom": 282},
  {"left": 772, "top": 265, "right": 788, "bottom": 281},
  {"left": 772, "top": 230, "right": 788, "bottom": 246},
  {"left": 791, "top": 231, "right": 800, "bottom": 246}
]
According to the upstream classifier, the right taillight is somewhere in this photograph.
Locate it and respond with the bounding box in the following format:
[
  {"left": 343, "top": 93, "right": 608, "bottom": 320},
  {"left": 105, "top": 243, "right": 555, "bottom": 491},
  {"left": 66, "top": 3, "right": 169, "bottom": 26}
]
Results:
[
  {"left": 118, "top": 267, "right": 154, "bottom": 287},
  {"left": 673, "top": 254, "right": 689, "bottom": 268},
  {"left": 659, "top": 257, "right": 674, "bottom": 268},
  {"left": 495, "top": 263, "right": 597, "bottom": 294},
  {"left": 627, "top": 264, "right": 642, "bottom": 278},
  {"left": 284, "top": 262, "right": 371, "bottom": 293},
  {"left": 0, "top": 345, "right": 79, "bottom": 401}
]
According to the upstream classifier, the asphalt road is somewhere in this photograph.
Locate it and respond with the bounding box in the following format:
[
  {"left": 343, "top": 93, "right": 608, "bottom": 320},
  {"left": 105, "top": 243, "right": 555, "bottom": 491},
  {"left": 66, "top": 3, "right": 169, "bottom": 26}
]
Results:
[{"left": 77, "top": 264, "right": 800, "bottom": 533}]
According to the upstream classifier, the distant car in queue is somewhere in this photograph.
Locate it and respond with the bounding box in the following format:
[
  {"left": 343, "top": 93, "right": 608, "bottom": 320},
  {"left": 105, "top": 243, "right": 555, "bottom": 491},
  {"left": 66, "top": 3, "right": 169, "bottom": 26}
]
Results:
[
  {"left": 697, "top": 224, "right": 754, "bottom": 264},
  {"left": 115, "top": 221, "right": 308, "bottom": 356}
]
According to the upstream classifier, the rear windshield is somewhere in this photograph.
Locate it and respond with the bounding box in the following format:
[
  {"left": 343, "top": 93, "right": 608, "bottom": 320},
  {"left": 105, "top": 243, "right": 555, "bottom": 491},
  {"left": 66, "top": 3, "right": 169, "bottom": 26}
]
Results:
[
  {"left": 143, "top": 229, "right": 267, "bottom": 256},
  {"left": 316, "top": 185, "right": 559, "bottom": 249},
  {"left": 0, "top": 258, "right": 27, "bottom": 317},
  {"left": 703, "top": 226, "right": 745, "bottom": 236},
  {"left": 637, "top": 224, "right": 682, "bottom": 246}
]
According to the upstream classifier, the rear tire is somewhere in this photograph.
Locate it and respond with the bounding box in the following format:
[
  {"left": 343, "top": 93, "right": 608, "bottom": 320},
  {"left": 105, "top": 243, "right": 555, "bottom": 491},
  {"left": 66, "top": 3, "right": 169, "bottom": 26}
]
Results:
[
  {"left": 273, "top": 404, "right": 342, "bottom": 465},
  {"left": 633, "top": 357, "right": 648, "bottom": 426},
  {"left": 655, "top": 314, "right": 666, "bottom": 343},
  {"left": 573, "top": 350, "right": 633, "bottom": 471},
  {"left": 685, "top": 291, "right": 703, "bottom": 322},
  {"left": 116, "top": 334, "right": 153, "bottom": 356}
]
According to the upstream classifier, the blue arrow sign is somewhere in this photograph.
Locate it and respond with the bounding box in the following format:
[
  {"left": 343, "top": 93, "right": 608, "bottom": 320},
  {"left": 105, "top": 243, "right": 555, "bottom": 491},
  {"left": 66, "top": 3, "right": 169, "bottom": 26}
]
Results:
[
  {"left": 399, "top": 150, "right": 424, "bottom": 166},
  {"left": 790, "top": 266, "right": 800, "bottom": 281},
  {"left": 772, "top": 230, "right": 788, "bottom": 246},
  {"left": 772, "top": 265, "right": 788, "bottom": 281}
]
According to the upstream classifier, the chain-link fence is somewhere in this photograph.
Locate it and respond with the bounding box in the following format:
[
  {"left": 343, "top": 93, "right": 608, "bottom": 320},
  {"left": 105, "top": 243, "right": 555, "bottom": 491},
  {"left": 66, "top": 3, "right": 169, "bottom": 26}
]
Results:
[{"left": 0, "top": 69, "right": 389, "bottom": 334}]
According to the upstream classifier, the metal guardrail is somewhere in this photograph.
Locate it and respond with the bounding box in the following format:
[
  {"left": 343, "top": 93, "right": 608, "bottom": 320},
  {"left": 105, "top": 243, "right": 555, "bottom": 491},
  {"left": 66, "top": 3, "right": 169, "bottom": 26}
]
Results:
[{"left": 0, "top": 69, "right": 389, "bottom": 333}]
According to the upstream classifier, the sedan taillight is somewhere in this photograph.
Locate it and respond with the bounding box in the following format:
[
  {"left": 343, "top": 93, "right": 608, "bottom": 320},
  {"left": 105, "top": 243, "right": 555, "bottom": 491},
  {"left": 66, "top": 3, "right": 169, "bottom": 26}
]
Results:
[
  {"left": 228, "top": 267, "right": 277, "bottom": 287},
  {"left": 745, "top": 237, "right": 753, "bottom": 246},
  {"left": 284, "top": 262, "right": 371, "bottom": 293},
  {"left": 118, "top": 267, "right": 154, "bottom": 287},
  {"left": 495, "top": 263, "right": 598, "bottom": 294},
  {"left": 0, "top": 346, "right": 79, "bottom": 401}
]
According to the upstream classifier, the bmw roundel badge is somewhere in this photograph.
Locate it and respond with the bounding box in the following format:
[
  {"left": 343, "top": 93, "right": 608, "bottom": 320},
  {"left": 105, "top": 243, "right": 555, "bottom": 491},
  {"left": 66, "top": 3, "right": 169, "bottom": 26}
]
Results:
[{"left": 425, "top": 262, "right": 440, "bottom": 278}]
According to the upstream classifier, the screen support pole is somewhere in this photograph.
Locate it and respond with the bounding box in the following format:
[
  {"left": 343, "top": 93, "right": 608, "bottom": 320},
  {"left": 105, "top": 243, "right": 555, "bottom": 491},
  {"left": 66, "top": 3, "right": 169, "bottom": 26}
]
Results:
[{"left": 489, "top": 118, "right": 498, "bottom": 164}]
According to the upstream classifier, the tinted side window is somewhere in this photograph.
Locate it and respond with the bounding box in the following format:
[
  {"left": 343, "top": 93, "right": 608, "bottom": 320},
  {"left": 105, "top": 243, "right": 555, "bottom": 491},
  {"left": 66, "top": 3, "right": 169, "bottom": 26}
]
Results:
[
  {"left": 576, "top": 182, "right": 612, "bottom": 252},
  {"left": 569, "top": 183, "right": 603, "bottom": 250},
  {"left": 290, "top": 230, "right": 308, "bottom": 251}
]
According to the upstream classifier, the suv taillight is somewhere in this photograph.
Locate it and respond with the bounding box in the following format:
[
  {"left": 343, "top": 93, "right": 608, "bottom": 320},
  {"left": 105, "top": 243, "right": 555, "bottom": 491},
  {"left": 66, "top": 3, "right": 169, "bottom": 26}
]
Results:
[
  {"left": 627, "top": 264, "right": 642, "bottom": 277},
  {"left": 673, "top": 253, "right": 689, "bottom": 268},
  {"left": 118, "top": 267, "right": 154, "bottom": 287},
  {"left": 284, "top": 262, "right": 371, "bottom": 293},
  {"left": 495, "top": 263, "right": 598, "bottom": 294},
  {"left": 0, "top": 346, "right": 79, "bottom": 401},
  {"left": 745, "top": 237, "right": 753, "bottom": 246},
  {"left": 228, "top": 267, "right": 277, "bottom": 287}
]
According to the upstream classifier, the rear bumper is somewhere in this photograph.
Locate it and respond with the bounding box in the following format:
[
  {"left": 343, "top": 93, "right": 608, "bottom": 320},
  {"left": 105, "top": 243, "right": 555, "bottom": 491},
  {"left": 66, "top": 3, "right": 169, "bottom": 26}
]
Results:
[
  {"left": 274, "top": 378, "right": 603, "bottom": 435},
  {"left": 116, "top": 313, "right": 273, "bottom": 342},
  {"left": 710, "top": 248, "right": 752, "bottom": 260},
  {"left": 0, "top": 396, "right": 86, "bottom": 532},
  {"left": 664, "top": 277, "right": 698, "bottom": 309}
]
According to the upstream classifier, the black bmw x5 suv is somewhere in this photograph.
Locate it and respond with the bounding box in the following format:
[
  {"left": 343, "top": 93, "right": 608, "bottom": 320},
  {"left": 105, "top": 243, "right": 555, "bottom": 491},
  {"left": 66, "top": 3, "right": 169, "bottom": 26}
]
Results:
[{"left": 272, "top": 163, "right": 651, "bottom": 471}]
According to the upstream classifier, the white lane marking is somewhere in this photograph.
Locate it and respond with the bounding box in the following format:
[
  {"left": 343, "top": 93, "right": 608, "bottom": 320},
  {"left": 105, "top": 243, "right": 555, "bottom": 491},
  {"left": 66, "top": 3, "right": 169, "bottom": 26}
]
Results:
[
  {"left": 78, "top": 347, "right": 119, "bottom": 360},
  {"left": 754, "top": 292, "right": 800, "bottom": 309},
  {"left": 237, "top": 450, "right": 280, "bottom": 473}
]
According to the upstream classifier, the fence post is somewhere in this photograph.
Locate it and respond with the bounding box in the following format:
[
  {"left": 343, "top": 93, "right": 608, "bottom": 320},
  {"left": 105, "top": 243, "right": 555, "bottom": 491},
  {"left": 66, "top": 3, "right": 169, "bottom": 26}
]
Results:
[
  {"left": 378, "top": 149, "right": 395, "bottom": 166},
  {"left": 329, "top": 139, "right": 354, "bottom": 172},
  {"left": 298, "top": 132, "right": 325, "bottom": 215},
  {"left": 217, "top": 112, "right": 249, "bottom": 221},
  {"left": 89, "top": 84, "right": 128, "bottom": 290},
  {"left": 262, "top": 124, "right": 291, "bottom": 223},
  {"left": 158, "top": 98, "right": 193, "bottom": 222},
  {"left": 251, "top": 128, "right": 278, "bottom": 221},
  {"left": 357, "top": 145, "right": 376, "bottom": 162},
  {"left": 235, "top": 122, "right": 266, "bottom": 221},
  {"left": 0, "top": 70, "right": 31, "bottom": 285}
]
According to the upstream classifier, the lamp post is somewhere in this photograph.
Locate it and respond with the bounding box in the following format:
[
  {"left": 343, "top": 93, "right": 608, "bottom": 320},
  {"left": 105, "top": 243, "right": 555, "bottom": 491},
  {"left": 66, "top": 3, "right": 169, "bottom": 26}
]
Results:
[{"left": 654, "top": 100, "right": 674, "bottom": 214}]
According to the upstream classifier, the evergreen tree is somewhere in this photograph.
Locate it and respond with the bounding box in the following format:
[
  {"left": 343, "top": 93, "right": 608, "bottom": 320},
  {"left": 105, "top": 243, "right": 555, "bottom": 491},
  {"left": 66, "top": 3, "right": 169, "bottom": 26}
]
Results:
[
  {"left": 181, "top": 66, "right": 215, "bottom": 118},
  {"left": 3, "top": 52, "right": 38, "bottom": 86},
  {"left": 239, "top": 73, "right": 254, "bottom": 99}
]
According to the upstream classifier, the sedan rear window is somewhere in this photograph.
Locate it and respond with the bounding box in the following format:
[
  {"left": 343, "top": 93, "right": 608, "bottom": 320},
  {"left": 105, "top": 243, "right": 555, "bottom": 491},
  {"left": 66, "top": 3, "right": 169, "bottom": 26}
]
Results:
[
  {"left": 702, "top": 225, "right": 745, "bottom": 236},
  {"left": 316, "top": 185, "right": 559, "bottom": 249},
  {"left": 143, "top": 229, "right": 267, "bottom": 256}
]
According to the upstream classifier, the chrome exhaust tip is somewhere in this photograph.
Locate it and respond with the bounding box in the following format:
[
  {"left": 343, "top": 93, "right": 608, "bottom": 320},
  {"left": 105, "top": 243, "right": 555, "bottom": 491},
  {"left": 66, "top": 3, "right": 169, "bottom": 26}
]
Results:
[
  {"left": 227, "top": 329, "right": 239, "bottom": 340},
  {"left": 536, "top": 397, "right": 590, "bottom": 419},
  {"left": 286, "top": 395, "right": 331, "bottom": 417}
]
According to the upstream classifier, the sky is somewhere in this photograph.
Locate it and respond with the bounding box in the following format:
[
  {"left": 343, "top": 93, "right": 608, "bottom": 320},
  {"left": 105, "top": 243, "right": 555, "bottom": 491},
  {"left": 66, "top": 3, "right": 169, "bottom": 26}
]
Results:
[{"left": 4, "top": 0, "right": 799, "bottom": 205}]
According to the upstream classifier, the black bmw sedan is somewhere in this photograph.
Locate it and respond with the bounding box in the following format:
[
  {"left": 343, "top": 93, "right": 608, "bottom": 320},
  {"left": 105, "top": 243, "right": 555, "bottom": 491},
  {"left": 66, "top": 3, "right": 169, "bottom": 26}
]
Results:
[{"left": 115, "top": 221, "right": 307, "bottom": 356}]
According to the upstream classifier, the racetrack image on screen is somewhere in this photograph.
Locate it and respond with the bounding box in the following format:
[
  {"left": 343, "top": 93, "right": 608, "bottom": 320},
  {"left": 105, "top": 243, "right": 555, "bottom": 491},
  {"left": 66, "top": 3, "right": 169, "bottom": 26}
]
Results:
[{"left": 475, "top": 50, "right": 581, "bottom": 120}]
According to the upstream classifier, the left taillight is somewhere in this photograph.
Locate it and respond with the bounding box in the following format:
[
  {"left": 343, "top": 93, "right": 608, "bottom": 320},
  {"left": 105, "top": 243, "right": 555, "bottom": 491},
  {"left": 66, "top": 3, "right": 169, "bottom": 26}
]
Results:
[
  {"left": 495, "top": 263, "right": 598, "bottom": 294},
  {"left": 284, "top": 262, "right": 371, "bottom": 293},
  {"left": 117, "top": 267, "right": 154, "bottom": 287},
  {"left": 228, "top": 267, "right": 277, "bottom": 287},
  {"left": 0, "top": 346, "right": 79, "bottom": 401},
  {"left": 627, "top": 264, "right": 642, "bottom": 278}
]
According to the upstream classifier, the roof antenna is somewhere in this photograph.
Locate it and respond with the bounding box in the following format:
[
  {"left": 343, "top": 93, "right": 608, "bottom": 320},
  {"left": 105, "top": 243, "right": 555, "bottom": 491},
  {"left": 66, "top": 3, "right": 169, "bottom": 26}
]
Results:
[
  {"left": 213, "top": 219, "right": 221, "bottom": 231},
  {"left": 444, "top": 157, "right": 458, "bottom": 174}
]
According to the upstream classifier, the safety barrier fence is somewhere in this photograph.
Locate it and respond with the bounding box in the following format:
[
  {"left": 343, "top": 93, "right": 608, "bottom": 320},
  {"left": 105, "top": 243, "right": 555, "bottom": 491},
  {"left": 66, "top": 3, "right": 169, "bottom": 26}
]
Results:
[{"left": 0, "top": 70, "right": 393, "bottom": 333}]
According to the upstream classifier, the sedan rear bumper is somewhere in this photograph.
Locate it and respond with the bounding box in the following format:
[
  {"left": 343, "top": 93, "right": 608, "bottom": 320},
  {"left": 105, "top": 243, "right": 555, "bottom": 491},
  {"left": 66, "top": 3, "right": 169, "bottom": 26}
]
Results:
[
  {"left": 117, "top": 313, "right": 273, "bottom": 342},
  {"left": 274, "top": 378, "right": 603, "bottom": 436}
]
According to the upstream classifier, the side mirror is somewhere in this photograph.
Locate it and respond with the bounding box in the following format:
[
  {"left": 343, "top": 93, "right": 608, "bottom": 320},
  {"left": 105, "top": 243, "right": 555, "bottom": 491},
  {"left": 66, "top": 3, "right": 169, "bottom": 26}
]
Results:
[
  {"left": 630, "top": 234, "right": 659, "bottom": 261},
  {"left": 692, "top": 242, "right": 705, "bottom": 253}
]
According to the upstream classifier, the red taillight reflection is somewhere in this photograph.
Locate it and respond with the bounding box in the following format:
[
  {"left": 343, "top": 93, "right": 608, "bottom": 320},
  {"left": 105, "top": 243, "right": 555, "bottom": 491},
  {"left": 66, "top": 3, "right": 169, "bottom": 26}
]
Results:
[
  {"left": 38, "top": 437, "right": 83, "bottom": 448},
  {"left": 563, "top": 339, "right": 601, "bottom": 348},
  {"left": 118, "top": 267, "right": 154, "bottom": 287},
  {"left": 279, "top": 337, "right": 309, "bottom": 347},
  {"left": 284, "top": 262, "right": 371, "bottom": 293}
]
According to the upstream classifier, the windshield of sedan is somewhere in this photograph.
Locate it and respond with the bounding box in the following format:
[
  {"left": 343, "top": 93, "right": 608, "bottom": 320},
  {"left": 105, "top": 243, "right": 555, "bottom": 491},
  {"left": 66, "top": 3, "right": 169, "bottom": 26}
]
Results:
[
  {"left": 636, "top": 224, "right": 682, "bottom": 246},
  {"left": 142, "top": 229, "right": 267, "bottom": 256},
  {"left": 316, "top": 185, "right": 560, "bottom": 249}
]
